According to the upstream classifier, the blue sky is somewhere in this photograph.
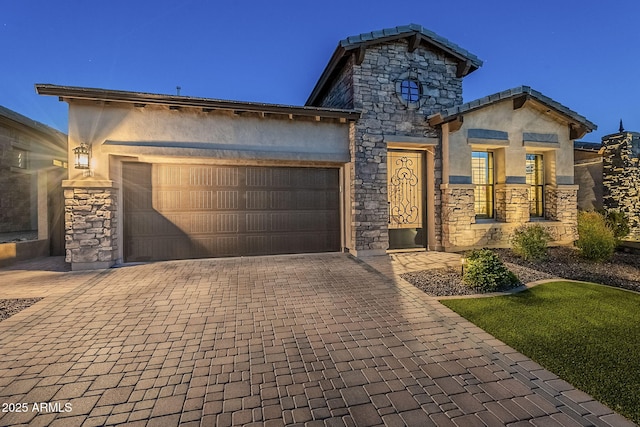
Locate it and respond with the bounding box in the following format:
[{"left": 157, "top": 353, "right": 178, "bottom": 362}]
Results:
[{"left": 2, "top": 0, "right": 639, "bottom": 142}]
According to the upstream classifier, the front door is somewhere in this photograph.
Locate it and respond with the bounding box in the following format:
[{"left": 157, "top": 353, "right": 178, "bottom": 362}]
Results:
[{"left": 387, "top": 150, "right": 426, "bottom": 249}]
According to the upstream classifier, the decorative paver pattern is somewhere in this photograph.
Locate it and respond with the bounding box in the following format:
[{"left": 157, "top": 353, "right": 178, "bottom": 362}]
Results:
[{"left": 0, "top": 254, "right": 635, "bottom": 426}]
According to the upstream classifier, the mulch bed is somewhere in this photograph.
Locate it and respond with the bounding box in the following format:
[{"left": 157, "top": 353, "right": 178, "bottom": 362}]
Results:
[
  {"left": 402, "top": 246, "right": 640, "bottom": 297},
  {"left": 0, "top": 298, "right": 43, "bottom": 322}
]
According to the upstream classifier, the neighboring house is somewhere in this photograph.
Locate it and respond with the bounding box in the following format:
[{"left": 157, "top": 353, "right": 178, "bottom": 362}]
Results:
[
  {"left": 601, "top": 131, "right": 640, "bottom": 240},
  {"left": 0, "top": 105, "right": 67, "bottom": 266},
  {"left": 36, "top": 24, "right": 596, "bottom": 270},
  {"left": 574, "top": 141, "right": 603, "bottom": 211}
]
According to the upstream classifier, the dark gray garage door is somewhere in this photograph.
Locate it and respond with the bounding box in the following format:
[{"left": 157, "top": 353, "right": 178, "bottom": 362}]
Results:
[{"left": 123, "top": 163, "right": 341, "bottom": 262}]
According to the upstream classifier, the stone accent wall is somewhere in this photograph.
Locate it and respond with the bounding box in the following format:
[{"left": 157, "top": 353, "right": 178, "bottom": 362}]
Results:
[
  {"left": 495, "top": 185, "right": 530, "bottom": 223},
  {"left": 318, "top": 55, "right": 355, "bottom": 110},
  {"left": 602, "top": 132, "right": 640, "bottom": 240},
  {"left": 64, "top": 186, "right": 118, "bottom": 270},
  {"left": 318, "top": 40, "right": 463, "bottom": 254},
  {"left": 441, "top": 184, "right": 577, "bottom": 250}
]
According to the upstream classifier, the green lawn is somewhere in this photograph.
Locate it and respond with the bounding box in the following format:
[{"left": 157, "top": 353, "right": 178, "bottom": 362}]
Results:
[{"left": 441, "top": 281, "right": 640, "bottom": 424}]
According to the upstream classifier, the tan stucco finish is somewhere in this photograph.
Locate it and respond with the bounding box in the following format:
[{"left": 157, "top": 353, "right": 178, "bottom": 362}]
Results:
[
  {"left": 446, "top": 100, "right": 574, "bottom": 184},
  {"left": 66, "top": 102, "right": 350, "bottom": 181}
]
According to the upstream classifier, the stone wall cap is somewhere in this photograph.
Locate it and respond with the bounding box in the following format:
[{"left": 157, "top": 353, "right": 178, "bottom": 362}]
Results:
[
  {"left": 384, "top": 135, "right": 439, "bottom": 146},
  {"left": 440, "top": 183, "right": 475, "bottom": 190},
  {"left": 553, "top": 184, "right": 580, "bottom": 190},
  {"left": 62, "top": 179, "right": 117, "bottom": 188}
]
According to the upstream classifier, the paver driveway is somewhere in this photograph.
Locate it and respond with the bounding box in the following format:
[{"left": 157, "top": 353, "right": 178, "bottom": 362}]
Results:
[{"left": 0, "top": 254, "right": 633, "bottom": 426}]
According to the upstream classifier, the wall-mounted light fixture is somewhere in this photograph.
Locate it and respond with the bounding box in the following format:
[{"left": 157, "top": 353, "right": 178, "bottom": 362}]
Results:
[{"left": 73, "top": 142, "right": 92, "bottom": 176}]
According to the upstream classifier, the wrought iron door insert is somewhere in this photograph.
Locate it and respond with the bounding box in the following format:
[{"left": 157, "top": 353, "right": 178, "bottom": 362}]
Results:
[{"left": 387, "top": 150, "right": 425, "bottom": 249}]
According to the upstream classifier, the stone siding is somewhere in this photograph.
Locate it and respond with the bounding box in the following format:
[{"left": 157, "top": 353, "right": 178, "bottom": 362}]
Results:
[
  {"left": 495, "top": 185, "right": 529, "bottom": 223},
  {"left": 318, "top": 40, "right": 463, "bottom": 253},
  {"left": 602, "top": 132, "right": 640, "bottom": 240},
  {"left": 441, "top": 184, "right": 577, "bottom": 251},
  {"left": 64, "top": 186, "right": 118, "bottom": 269},
  {"left": 318, "top": 55, "right": 355, "bottom": 110}
]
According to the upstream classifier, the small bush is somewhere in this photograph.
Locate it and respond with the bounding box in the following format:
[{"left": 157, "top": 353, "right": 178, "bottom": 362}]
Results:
[
  {"left": 510, "top": 224, "right": 551, "bottom": 262},
  {"left": 601, "top": 209, "right": 630, "bottom": 242},
  {"left": 462, "top": 249, "right": 519, "bottom": 292},
  {"left": 576, "top": 211, "right": 616, "bottom": 261}
]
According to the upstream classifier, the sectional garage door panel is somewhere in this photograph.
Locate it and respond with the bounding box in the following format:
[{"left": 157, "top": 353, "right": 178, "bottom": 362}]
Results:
[{"left": 123, "top": 163, "right": 340, "bottom": 262}]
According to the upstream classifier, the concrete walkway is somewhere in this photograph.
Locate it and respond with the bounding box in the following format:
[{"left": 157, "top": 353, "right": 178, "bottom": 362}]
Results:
[{"left": 0, "top": 253, "right": 634, "bottom": 426}]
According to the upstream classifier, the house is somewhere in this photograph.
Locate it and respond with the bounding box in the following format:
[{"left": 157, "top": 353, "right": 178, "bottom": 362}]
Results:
[
  {"left": 0, "top": 105, "right": 67, "bottom": 266},
  {"left": 36, "top": 24, "right": 596, "bottom": 270}
]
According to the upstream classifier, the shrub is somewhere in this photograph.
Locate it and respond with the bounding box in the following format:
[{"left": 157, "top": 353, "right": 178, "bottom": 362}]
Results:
[
  {"left": 462, "top": 249, "right": 519, "bottom": 292},
  {"left": 510, "top": 224, "right": 551, "bottom": 262},
  {"left": 576, "top": 211, "right": 616, "bottom": 261},
  {"left": 601, "top": 209, "right": 630, "bottom": 242}
]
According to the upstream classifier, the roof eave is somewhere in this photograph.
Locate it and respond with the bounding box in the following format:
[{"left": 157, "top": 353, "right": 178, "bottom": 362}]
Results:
[
  {"left": 36, "top": 84, "right": 360, "bottom": 121},
  {"left": 428, "top": 87, "right": 597, "bottom": 137},
  {"left": 305, "top": 46, "right": 348, "bottom": 106},
  {"left": 0, "top": 104, "right": 67, "bottom": 149},
  {"left": 306, "top": 25, "right": 482, "bottom": 107}
]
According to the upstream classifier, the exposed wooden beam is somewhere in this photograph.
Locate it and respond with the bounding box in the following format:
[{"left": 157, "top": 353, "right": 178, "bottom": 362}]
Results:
[
  {"left": 456, "top": 61, "right": 472, "bottom": 78},
  {"left": 315, "top": 116, "right": 321, "bottom": 122},
  {"left": 448, "top": 116, "right": 464, "bottom": 133},
  {"left": 408, "top": 34, "right": 421, "bottom": 52},
  {"left": 288, "top": 114, "right": 294, "bottom": 120},
  {"left": 570, "top": 123, "right": 588, "bottom": 140},
  {"left": 355, "top": 46, "right": 366, "bottom": 65},
  {"left": 513, "top": 95, "right": 529, "bottom": 110},
  {"left": 259, "top": 112, "right": 265, "bottom": 119}
]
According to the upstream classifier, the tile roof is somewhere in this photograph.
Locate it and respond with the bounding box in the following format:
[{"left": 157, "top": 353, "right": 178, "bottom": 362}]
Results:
[
  {"left": 574, "top": 140, "right": 601, "bottom": 151},
  {"left": 307, "top": 24, "right": 482, "bottom": 106},
  {"left": 429, "top": 86, "right": 597, "bottom": 131},
  {"left": 36, "top": 84, "right": 360, "bottom": 121},
  {"left": 340, "top": 24, "right": 483, "bottom": 69}
]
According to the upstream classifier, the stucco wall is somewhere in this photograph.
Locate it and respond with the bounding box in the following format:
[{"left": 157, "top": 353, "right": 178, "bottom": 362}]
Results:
[
  {"left": 446, "top": 101, "right": 574, "bottom": 184},
  {"left": 439, "top": 100, "right": 579, "bottom": 250},
  {"left": 574, "top": 149, "right": 603, "bottom": 211},
  {"left": 0, "top": 119, "right": 66, "bottom": 235},
  {"left": 67, "top": 102, "right": 351, "bottom": 182}
]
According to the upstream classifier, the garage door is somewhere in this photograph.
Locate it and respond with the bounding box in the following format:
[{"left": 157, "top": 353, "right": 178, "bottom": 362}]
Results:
[{"left": 122, "top": 163, "right": 341, "bottom": 262}]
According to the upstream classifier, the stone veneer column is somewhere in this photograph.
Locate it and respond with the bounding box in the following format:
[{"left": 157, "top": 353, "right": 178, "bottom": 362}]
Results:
[
  {"left": 495, "top": 184, "right": 530, "bottom": 223},
  {"left": 544, "top": 185, "right": 578, "bottom": 242},
  {"left": 602, "top": 132, "right": 640, "bottom": 240},
  {"left": 440, "top": 184, "right": 475, "bottom": 249},
  {"left": 63, "top": 180, "right": 118, "bottom": 270}
]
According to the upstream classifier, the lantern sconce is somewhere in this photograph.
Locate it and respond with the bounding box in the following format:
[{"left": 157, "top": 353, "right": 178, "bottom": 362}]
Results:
[{"left": 73, "top": 142, "right": 92, "bottom": 176}]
